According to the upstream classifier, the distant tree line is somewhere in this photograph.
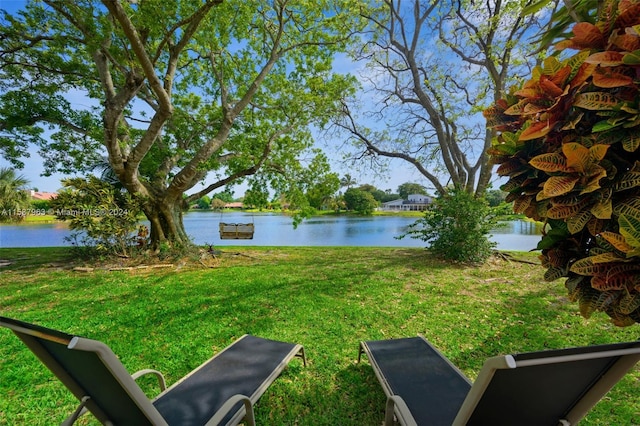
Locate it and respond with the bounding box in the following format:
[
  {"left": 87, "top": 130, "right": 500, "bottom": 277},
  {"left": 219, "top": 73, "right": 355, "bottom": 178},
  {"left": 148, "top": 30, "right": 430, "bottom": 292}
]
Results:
[
  {"left": 190, "top": 177, "right": 510, "bottom": 216},
  {"left": 190, "top": 178, "right": 474, "bottom": 215}
]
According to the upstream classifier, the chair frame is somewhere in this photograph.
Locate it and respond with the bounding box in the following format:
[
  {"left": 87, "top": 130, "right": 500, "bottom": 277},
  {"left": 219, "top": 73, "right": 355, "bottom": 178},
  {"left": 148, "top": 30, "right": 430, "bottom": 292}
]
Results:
[
  {"left": 1, "top": 316, "right": 305, "bottom": 425},
  {"left": 358, "top": 335, "right": 640, "bottom": 426}
]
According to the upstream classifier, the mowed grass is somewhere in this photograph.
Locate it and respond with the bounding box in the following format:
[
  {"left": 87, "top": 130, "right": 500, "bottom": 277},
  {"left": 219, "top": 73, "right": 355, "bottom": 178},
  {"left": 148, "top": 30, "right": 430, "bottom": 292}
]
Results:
[{"left": 1, "top": 247, "right": 639, "bottom": 425}]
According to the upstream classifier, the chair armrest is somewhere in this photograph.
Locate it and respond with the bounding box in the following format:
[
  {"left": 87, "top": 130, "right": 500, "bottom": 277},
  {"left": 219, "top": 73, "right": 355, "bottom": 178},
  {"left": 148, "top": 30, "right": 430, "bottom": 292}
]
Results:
[
  {"left": 386, "top": 395, "right": 418, "bottom": 426},
  {"left": 205, "top": 394, "right": 255, "bottom": 426},
  {"left": 132, "top": 368, "right": 167, "bottom": 392}
]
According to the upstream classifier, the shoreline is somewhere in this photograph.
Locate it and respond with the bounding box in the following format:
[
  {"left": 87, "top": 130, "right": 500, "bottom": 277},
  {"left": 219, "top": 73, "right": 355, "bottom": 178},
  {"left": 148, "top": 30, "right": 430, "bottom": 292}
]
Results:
[{"left": 5, "top": 209, "right": 427, "bottom": 225}]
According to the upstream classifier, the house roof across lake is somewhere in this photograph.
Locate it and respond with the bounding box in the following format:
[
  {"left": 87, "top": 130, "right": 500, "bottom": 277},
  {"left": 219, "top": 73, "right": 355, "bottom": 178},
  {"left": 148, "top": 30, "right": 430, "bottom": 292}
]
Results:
[
  {"left": 30, "top": 191, "right": 57, "bottom": 201},
  {"left": 380, "top": 194, "right": 432, "bottom": 211},
  {"left": 224, "top": 202, "right": 244, "bottom": 209}
]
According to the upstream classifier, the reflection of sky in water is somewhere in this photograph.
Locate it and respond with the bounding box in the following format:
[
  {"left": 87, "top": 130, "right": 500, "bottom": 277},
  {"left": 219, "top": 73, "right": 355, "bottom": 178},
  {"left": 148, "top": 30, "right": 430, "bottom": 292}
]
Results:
[
  {"left": 0, "top": 213, "right": 542, "bottom": 251},
  {"left": 0, "top": 222, "right": 71, "bottom": 247}
]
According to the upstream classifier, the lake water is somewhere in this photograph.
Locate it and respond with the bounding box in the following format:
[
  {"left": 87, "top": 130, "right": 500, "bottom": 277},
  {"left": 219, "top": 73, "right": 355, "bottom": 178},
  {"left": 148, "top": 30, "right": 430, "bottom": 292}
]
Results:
[{"left": 0, "top": 212, "right": 543, "bottom": 251}]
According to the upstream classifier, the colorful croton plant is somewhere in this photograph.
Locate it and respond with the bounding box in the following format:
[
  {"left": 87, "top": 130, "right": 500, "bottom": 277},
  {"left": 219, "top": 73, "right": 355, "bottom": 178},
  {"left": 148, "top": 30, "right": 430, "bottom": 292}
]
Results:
[{"left": 484, "top": 0, "right": 640, "bottom": 325}]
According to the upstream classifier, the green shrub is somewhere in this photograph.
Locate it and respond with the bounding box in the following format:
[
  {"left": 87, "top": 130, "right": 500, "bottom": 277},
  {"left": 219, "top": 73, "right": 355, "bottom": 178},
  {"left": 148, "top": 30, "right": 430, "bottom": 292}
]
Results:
[
  {"left": 30, "top": 199, "right": 51, "bottom": 211},
  {"left": 50, "top": 176, "right": 141, "bottom": 257},
  {"left": 404, "top": 188, "right": 496, "bottom": 263}
]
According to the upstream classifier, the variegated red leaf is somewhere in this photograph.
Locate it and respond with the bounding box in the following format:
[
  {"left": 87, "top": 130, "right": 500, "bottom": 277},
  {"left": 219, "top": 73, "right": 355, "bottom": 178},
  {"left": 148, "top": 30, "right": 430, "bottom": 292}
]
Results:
[
  {"left": 589, "top": 144, "right": 609, "bottom": 162},
  {"left": 496, "top": 159, "right": 522, "bottom": 176},
  {"left": 612, "top": 33, "right": 640, "bottom": 52},
  {"left": 590, "top": 198, "right": 612, "bottom": 219},
  {"left": 570, "top": 254, "right": 628, "bottom": 276},
  {"left": 567, "top": 210, "right": 592, "bottom": 234},
  {"left": 585, "top": 51, "right": 625, "bottom": 67},
  {"left": 539, "top": 75, "right": 565, "bottom": 97},
  {"left": 619, "top": 291, "right": 640, "bottom": 315},
  {"left": 519, "top": 121, "right": 553, "bottom": 141},
  {"left": 600, "top": 231, "right": 634, "bottom": 253},
  {"left": 529, "top": 152, "right": 569, "bottom": 172},
  {"left": 581, "top": 166, "right": 608, "bottom": 195},
  {"left": 558, "top": 22, "right": 605, "bottom": 50},
  {"left": 574, "top": 92, "right": 618, "bottom": 110},
  {"left": 622, "top": 135, "right": 640, "bottom": 153},
  {"left": 546, "top": 249, "right": 571, "bottom": 268},
  {"left": 563, "top": 142, "right": 589, "bottom": 172},
  {"left": 542, "top": 175, "right": 579, "bottom": 198},
  {"left": 547, "top": 203, "right": 584, "bottom": 219},
  {"left": 591, "top": 274, "right": 627, "bottom": 291},
  {"left": 593, "top": 68, "right": 634, "bottom": 88},
  {"left": 614, "top": 4, "right": 640, "bottom": 29},
  {"left": 587, "top": 218, "right": 605, "bottom": 236},
  {"left": 513, "top": 195, "right": 533, "bottom": 214}
]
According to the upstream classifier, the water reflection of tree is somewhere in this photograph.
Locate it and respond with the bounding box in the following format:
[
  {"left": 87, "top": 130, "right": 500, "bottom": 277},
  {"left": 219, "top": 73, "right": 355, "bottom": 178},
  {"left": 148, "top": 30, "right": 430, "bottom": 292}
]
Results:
[{"left": 492, "top": 220, "right": 542, "bottom": 236}]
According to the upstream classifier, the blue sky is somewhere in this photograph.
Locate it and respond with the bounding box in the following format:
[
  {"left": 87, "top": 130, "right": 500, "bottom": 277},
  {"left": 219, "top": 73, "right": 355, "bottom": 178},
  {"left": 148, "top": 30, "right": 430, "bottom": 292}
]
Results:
[{"left": 0, "top": 0, "right": 432, "bottom": 196}]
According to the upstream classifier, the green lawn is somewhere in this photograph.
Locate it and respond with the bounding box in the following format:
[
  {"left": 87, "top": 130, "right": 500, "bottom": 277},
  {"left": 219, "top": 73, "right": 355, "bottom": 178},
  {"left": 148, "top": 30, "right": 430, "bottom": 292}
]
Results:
[{"left": 1, "top": 247, "right": 638, "bottom": 425}]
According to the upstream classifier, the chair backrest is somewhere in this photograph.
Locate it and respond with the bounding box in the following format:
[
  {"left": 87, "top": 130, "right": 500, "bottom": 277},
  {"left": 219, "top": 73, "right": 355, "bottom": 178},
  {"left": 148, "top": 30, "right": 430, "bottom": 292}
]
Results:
[
  {"left": 0, "top": 316, "right": 167, "bottom": 425},
  {"left": 454, "top": 340, "right": 640, "bottom": 426}
]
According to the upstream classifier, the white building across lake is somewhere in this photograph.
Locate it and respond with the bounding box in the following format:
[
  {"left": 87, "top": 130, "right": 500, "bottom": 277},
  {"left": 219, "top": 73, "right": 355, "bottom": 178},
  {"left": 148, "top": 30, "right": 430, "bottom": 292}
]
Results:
[{"left": 380, "top": 194, "right": 432, "bottom": 211}]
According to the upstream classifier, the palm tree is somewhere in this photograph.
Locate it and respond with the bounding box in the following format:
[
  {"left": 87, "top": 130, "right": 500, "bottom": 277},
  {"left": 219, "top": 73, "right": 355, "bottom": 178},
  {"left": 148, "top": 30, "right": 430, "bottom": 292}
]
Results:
[
  {"left": 340, "top": 174, "right": 357, "bottom": 190},
  {"left": 0, "top": 167, "right": 31, "bottom": 222},
  {"left": 91, "top": 157, "right": 123, "bottom": 189}
]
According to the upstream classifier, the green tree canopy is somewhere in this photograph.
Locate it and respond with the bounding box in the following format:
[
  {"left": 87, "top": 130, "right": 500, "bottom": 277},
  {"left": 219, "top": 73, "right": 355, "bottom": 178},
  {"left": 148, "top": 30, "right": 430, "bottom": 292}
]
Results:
[
  {"left": 196, "top": 195, "right": 211, "bottom": 210},
  {"left": 300, "top": 151, "right": 340, "bottom": 210},
  {"left": 343, "top": 187, "right": 377, "bottom": 214},
  {"left": 211, "top": 189, "right": 235, "bottom": 204},
  {"left": 0, "top": 0, "right": 363, "bottom": 248},
  {"left": 397, "top": 183, "right": 429, "bottom": 200},
  {"left": 355, "top": 184, "right": 390, "bottom": 203},
  {"left": 485, "top": 189, "right": 507, "bottom": 207}
]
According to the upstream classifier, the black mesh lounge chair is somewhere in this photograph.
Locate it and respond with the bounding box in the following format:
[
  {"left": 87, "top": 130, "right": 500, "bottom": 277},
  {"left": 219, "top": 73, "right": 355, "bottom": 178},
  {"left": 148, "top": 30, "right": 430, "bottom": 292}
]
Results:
[
  {"left": 358, "top": 335, "right": 640, "bottom": 426},
  {"left": 0, "top": 316, "right": 306, "bottom": 425}
]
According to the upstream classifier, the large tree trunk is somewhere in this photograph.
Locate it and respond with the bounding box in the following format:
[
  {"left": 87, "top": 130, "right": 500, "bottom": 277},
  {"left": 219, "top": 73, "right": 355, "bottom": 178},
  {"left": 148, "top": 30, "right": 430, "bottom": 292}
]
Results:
[{"left": 142, "top": 197, "right": 190, "bottom": 249}]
